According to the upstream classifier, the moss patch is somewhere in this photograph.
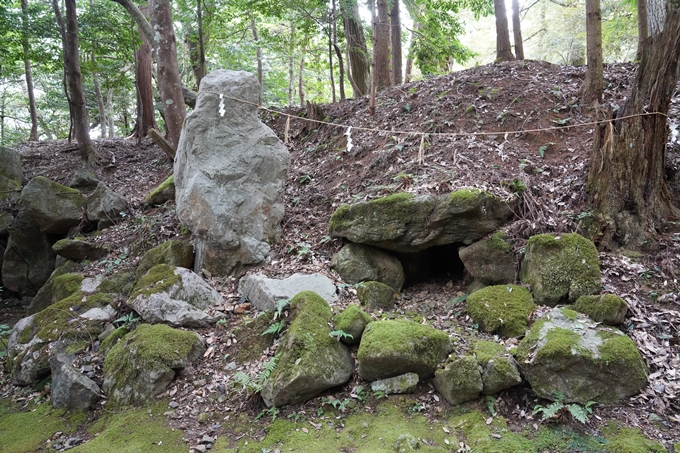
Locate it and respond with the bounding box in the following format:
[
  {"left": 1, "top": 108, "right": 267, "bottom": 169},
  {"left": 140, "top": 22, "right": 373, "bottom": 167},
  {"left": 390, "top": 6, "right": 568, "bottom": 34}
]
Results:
[
  {"left": 0, "top": 400, "right": 72, "bottom": 453},
  {"left": 466, "top": 284, "right": 536, "bottom": 338},
  {"left": 601, "top": 422, "right": 667, "bottom": 453},
  {"left": 333, "top": 304, "right": 372, "bottom": 344},
  {"left": 52, "top": 273, "right": 85, "bottom": 301},
  {"left": 130, "top": 263, "right": 181, "bottom": 299},
  {"left": 70, "top": 401, "right": 186, "bottom": 453},
  {"left": 572, "top": 294, "right": 628, "bottom": 325}
]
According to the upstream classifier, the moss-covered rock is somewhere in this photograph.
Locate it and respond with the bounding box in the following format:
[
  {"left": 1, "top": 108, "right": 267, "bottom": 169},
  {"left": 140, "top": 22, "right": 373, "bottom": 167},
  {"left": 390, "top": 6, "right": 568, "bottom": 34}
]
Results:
[
  {"left": 146, "top": 174, "right": 175, "bottom": 206},
  {"left": 328, "top": 189, "right": 514, "bottom": 253},
  {"left": 571, "top": 294, "right": 628, "bottom": 325},
  {"left": 370, "top": 372, "right": 419, "bottom": 395},
  {"left": 357, "top": 281, "right": 398, "bottom": 310},
  {"left": 135, "top": 240, "right": 194, "bottom": 283},
  {"left": 20, "top": 176, "right": 84, "bottom": 234},
  {"left": 473, "top": 340, "right": 522, "bottom": 394},
  {"left": 459, "top": 231, "right": 516, "bottom": 286},
  {"left": 331, "top": 242, "right": 405, "bottom": 291},
  {"left": 357, "top": 319, "right": 453, "bottom": 381},
  {"left": 26, "top": 261, "right": 79, "bottom": 315},
  {"left": 260, "top": 291, "right": 354, "bottom": 407},
  {"left": 333, "top": 305, "right": 372, "bottom": 345},
  {"left": 516, "top": 308, "right": 648, "bottom": 404},
  {"left": 99, "top": 326, "right": 130, "bottom": 356},
  {"left": 6, "top": 291, "right": 111, "bottom": 385},
  {"left": 433, "top": 355, "right": 483, "bottom": 405},
  {"left": 52, "top": 238, "right": 110, "bottom": 261},
  {"left": 466, "top": 284, "right": 536, "bottom": 338},
  {"left": 520, "top": 233, "right": 601, "bottom": 305},
  {"left": 128, "top": 264, "right": 222, "bottom": 327},
  {"left": 102, "top": 324, "right": 205, "bottom": 406}
]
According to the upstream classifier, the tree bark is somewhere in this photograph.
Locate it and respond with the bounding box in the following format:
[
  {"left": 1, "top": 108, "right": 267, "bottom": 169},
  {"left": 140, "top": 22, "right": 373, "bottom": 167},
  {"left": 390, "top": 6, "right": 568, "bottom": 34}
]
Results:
[
  {"left": 53, "top": 0, "right": 100, "bottom": 164},
  {"left": 299, "top": 54, "right": 305, "bottom": 107},
  {"left": 149, "top": 0, "right": 186, "bottom": 149},
  {"left": 342, "top": 0, "right": 370, "bottom": 97},
  {"left": 21, "top": 0, "right": 38, "bottom": 141},
  {"left": 582, "top": 0, "right": 603, "bottom": 104},
  {"left": 511, "top": 0, "right": 524, "bottom": 60},
  {"left": 636, "top": 0, "right": 649, "bottom": 60},
  {"left": 332, "top": 0, "right": 345, "bottom": 101},
  {"left": 588, "top": 7, "right": 680, "bottom": 249},
  {"left": 373, "top": 0, "right": 391, "bottom": 91},
  {"left": 288, "top": 20, "right": 295, "bottom": 107},
  {"left": 133, "top": 4, "right": 158, "bottom": 142},
  {"left": 250, "top": 16, "right": 263, "bottom": 105},
  {"left": 328, "top": 19, "right": 336, "bottom": 103},
  {"left": 195, "top": 0, "right": 206, "bottom": 88},
  {"left": 390, "top": 0, "right": 402, "bottom": 85},
  {"left": 494, "top": 0, "right": 515, "bottom": 61}
]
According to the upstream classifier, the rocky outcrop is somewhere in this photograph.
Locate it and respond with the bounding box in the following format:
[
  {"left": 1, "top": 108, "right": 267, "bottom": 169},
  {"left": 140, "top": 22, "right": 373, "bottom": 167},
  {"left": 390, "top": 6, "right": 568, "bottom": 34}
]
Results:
[
  {"left": 146, "top": 174, "right": 175, "bottom": 206},
  {"left": 466, "top": 284, "right": 536, "bottom": 338},
  {"left": 238, "top": 273, "right": 337, "bottom": 311},
  {"left": 50, "top": 354, "right": 101, "bottom": 411},
  {"left": 102, "top": 324, "right": 205, "bottom": 406},
  {"left": 174, "top": 70, "right": 289, "bottom": 276},
  {"left": 329, "top": 189, "right": 514, "bottom": 253},
  {"left": 331, "top": 243, "right": 405, "bottom": 291},
  {"left": 260, "top": 291, "right": 353, "bottom": 407},
  {"left": 135, "top": 240, "right": 194, "bottom": 283},
  {"left": 520, "top": 233, "right": 601, "bottom": 305},
  {"left": 459, "top": 231, "right": 516, "bottom": 288},
  {"left": 516, "top": 308, "right": 648, "bottom": 404},
  {"left": 128, "top": 264, "right": 223, "bottom": 328},
  {"left": 434, "top": 356, "right": 483, "bottom": 405},
  {"left": 357, "top": 319, "right": 453, "bottom": 381}
]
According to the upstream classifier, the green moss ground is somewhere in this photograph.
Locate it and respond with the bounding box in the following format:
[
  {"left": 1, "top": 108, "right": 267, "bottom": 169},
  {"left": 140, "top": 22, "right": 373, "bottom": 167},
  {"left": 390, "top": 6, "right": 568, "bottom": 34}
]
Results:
[{"left": 0, "top": 399, "right": 75, "bottom": 453}]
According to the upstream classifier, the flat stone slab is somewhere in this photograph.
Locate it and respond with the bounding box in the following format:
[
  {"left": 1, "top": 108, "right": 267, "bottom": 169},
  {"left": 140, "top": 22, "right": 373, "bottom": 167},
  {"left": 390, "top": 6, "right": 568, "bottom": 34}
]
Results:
[{"left": 238, "top": 273, "right": 338, "bottom": 311}]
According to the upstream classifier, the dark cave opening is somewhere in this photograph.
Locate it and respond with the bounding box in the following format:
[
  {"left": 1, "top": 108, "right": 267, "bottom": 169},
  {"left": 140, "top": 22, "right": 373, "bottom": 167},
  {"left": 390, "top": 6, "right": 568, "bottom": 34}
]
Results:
[{"left": 396, "top": 243, "right": 467, "bottom": 287}]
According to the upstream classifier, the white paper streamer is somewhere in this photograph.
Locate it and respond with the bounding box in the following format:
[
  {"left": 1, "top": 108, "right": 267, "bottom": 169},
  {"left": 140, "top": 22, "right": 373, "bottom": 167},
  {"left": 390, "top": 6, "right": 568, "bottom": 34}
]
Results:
[
  {"left": 344, "top": 127, "right": 353, "bottom": 153},
  {"left": 218, "top": 93, "right": 225, "bottom": 117}
]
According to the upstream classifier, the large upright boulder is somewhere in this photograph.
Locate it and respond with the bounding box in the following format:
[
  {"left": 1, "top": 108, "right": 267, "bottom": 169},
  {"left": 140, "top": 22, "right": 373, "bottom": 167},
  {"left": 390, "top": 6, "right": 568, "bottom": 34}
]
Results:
[
  {"left": 260, "top": 291, "right": 354, "bottom": 407},
  {"left": 0, "top": 146, "right": 22, "bottom": 203},
  {"left": 516, "top": 308, "right": 648, "bottom": 405},
  {"left": 174, "top": 70, "right": 289, "bottom": 276},
  {"left": 328, "top": 190, "right": 514, "bottom": 253},
  {"left": 520, "top": 233, "right": 601, "bottom": 306}
]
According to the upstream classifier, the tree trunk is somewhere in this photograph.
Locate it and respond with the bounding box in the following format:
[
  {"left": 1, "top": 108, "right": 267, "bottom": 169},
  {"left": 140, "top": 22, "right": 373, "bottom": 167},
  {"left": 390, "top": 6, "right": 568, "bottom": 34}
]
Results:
[
  {"left": 299, "top": 54, "right": 305, "bottom": 107},
  {"left": 369, "top": 0, "right": 377, "bottom": 115},
  {"left": 332, "top": 0, "right": 345, "bottom": 101},
  {"left": 195, "top": 0, "right": 206, "bottom": 88},
  {"left": 390, "top": 0, "right": 402, "bottom": 85},
  {"left": 149, "top": 0, "right": 186, "bottom": 149},
  {"left": 494, "top": 0, "right": 515, "bottom": 61},
  {"left": 107, "top": 88, "right": 115, "bottom": 137},
  {"left": 582, "top": 0, "right": 603, "bottom": 104},
  {"left": 511, "top": 0, "right": 524, "bottom": 60},
  {"left": 328, "top": 20, "right": 336, "bottom": 103},
  {"left": 250, "top": 17, "right": 263, "bottom": 105},
  {"left": 636, "top": 0, "right": 649, "bottom": 60},
  {"left": 288, "top": 20, "right": 295, "bottom": 107},
  {"left": 588, "top": 7, "right": 680, "bottom": 250},
  {"left": 21, "top": 0, "right": 38, "bottom": 141},
  {"left": 373, "top": 0, "right": 391, "bottom": 92},
  {"left": 92, "top": 70, "right": 107, "bottom": 138},
  {"left": 342, "top": 0, "right": 370, "bottom": 97},
  {"left": 647, "top": 0, "right": 666, "bottom": 34},
  {"left": 133, "top": 5, "right": 158, "bottom": 142},
  {"left": 53, "top": 0, "right": 100, "bottom": 164}
]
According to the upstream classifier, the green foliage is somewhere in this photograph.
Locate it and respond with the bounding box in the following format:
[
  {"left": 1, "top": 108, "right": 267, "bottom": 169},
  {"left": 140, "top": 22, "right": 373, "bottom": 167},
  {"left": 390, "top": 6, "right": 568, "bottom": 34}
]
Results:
[
  {"left": 231, "top": 357, "right": 278, "bottom": 395},
  {"left": 533, "top": 392, "right": 596, "bottom": 424},
  {"left": 261, "top": 320, "right": 286, "bottom": 337},
  {"left": 113, "top": 312, "right": 141, "bottom": 329},
  {"left": 329, "top": 330, "right": 354, "bottom": 341}
]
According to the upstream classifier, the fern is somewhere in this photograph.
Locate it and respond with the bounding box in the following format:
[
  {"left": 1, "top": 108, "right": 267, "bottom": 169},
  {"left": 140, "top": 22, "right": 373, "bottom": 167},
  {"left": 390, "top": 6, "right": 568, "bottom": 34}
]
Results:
[
  {"left": 329, "top": 330, "right": 354, "bottom": 341},
  {"left": 261, "top": 320, "right": 286, "bottom": 336}
]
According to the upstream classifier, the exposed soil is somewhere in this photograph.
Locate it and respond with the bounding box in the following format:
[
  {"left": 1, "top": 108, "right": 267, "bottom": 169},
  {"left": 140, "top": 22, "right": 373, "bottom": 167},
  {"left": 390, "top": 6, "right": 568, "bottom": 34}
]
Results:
[{"left": 1, "top": 60, "right": 680, "bottom": 452}]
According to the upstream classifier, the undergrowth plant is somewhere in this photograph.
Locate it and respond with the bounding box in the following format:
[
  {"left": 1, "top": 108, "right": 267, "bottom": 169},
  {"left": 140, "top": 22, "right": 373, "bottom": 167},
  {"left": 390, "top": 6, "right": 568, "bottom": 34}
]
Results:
[
  {"left": 261, "top": 299, "right": 290, "bottom": 337},
  {"left": 231, "top": 357, "right": 278, "bottom": 395},
  {"left": 533, "top": 392, "right": 596, "bottom": 424}
]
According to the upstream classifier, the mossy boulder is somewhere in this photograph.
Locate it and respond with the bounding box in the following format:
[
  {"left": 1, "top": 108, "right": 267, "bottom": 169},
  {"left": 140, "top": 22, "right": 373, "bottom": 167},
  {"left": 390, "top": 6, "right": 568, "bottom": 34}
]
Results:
[
  {"left": 0, "top": 146, "right": 22, "bottom": 203},
  {"left": 466, "top": 284, "right": 536, "bottom": 338},
  {"left": 570, "top": 294, "right": 628, "bottom": 325},
  {"left": 433, "top": 355, "right": 483, "bottom": 405},
  {"left": 6, "top": 291, "right": 112, "bottom": 385},
  {"left": 333, "top": 305, "right": 372, "bottom": 345},
  {"left": 329, "top": 189, "right": 514, "bottom": 253},
  {"left": 520, "top": 233, "right": 601, "bottom": 306},
  {"left": 20, "top": 176, "right": 84, "bottom": 234},
  {"left": 516, "top": 308, "right": 648, "bottom": 404},
  {"left": 26, "top": 261, "right": 79, "bottom": 315},
  {"left": 128, "top": 264, "right": 222, "bottom": 327},
  {"left": 146, "top": 174, "right": 175, "bottom": 206},
  {"left": 135, "top": 240, "right": 194, "bottom": 283},
  {"left": 331, "top": 242, "right": 405, "bottom": 291},
  {"left": 459, "top": 231, "right": 516, "bottom": 286},
  {"left": 357, "top": 281, "right": 399, "bottom": 310},
  {"left": 52, "top": 238, "right": 110, "bottom": 261},
  {"left": 85, "top": 182, "right": 127, "bottom": 229},
  {"left": 370, "top": 372, "right": 419, "bottom": 395},
  {"left": 473, "top": 340, "right": 522, "bottom": 394},
  {"left": 260, "top": 291, "right": 354, "bottom": 407},
  {"left": 99, "top": 326, "right": 130, "bottom": 356},
  {"left": 357, "top": 319, "right": 453, "bottom": 381},
  {"left": 102, "top": 323, "right": 205, "bottom": 406}
]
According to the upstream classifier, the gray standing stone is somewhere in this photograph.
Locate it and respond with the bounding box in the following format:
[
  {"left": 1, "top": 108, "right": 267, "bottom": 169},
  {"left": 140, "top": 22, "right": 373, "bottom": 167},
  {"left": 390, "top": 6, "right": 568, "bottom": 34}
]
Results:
[
  {"left": 50, "top": 354, "right": 101, "bottom": 411},
  {"left": 238, "top": 273, "right": 337, "bottom": 311},
  {"left": 175, "top": 70, "right": 289, "bottom": 276},
  {"left": 331, "top": 243, "right": 405, "bottom": 291}
]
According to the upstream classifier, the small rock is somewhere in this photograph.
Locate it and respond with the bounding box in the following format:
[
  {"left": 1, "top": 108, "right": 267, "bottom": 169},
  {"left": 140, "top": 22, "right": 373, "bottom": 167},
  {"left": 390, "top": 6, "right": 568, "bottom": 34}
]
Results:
[
  {"left": 193, "top": 445, "right": 207, "bottom": 453},
  {"left": 201, "top": 435, "right": 214, "bottom": 444},
  {"left": 169, "top": 401, "right": 179, "bottom": 408}
]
